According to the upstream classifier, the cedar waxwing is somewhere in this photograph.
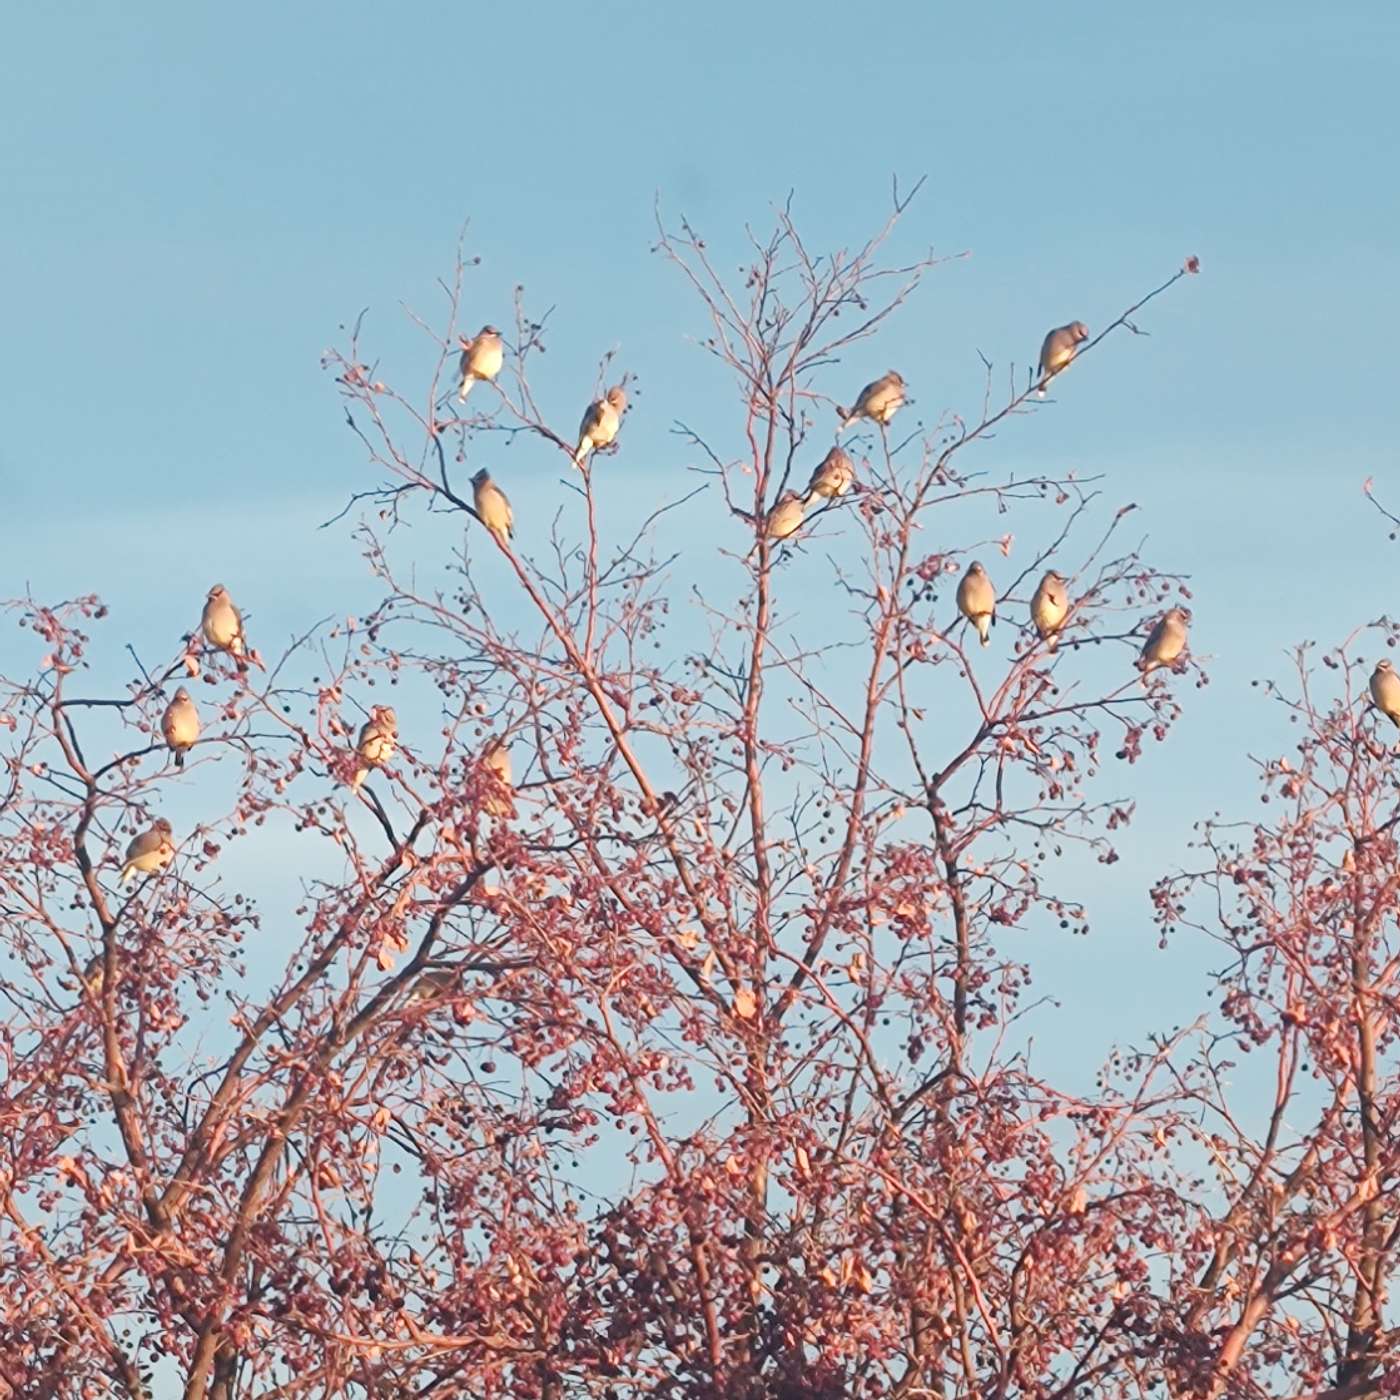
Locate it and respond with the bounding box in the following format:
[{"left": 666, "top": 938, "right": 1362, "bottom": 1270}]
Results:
[
  {"left": 837, "top": 371, "right": 906, "bottom": 432},
  {"left": 1037, "top": 322, "right": 1089, "bottom": 396},
  {"left": 803, "top": 446, "right": 856, "bottom": 508},
  {"left": 407, "top": 967, "right": 460, "bottom": 1002},
  {"left": 1370, "top": 659, "right": 1400, "bottom": 728},
  {"left": 574, "top": 386, "right": 628, "bottom": 466},
  {"left": 201, "top": 585, "right": 247, "bottom": 661},
  {"left": 957, "top": 561, "right": 997, "bottom": 648},
  {"left": 1138, "top": 607, "right": 1190, "bottom": 674},
  {"left": 79, "top": 953, "right": 108, "bottom": 995},
  {"left": 58, "top": 951, "right": 112, "bottom": 997},
  {"left": 120, "top": 818, "right": 174, "bottom": 887},
  {"left": 160, "top": 688, "right": 200, "bottom": 768},
  {"left": 747, "top": 491, "right": 805, "bottom": 559},
  {"left": 351, "top": 705, "right": 397, "bottom": 795},
  {"left": 457, "top": 325, "right": 504, "bottom": 401},
  {"left": 1030, "top": 570, "right": 1069, "bottom": 648},
  {"left": 471, "top": 469, "right": 514, "bottom": 547},
  {"left": 482, "top": 738, "right": 513, "bottom": 817}
]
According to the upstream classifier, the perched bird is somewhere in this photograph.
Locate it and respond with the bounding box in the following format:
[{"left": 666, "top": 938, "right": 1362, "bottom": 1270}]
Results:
[
  {"left": 1030, "top": 570, "right": 1070, "bottom": 648},
  {"left": 407, "top": 967, "right": 460, "bottom": 1003},
  {"left": 748, "top": 490, "right": 805, "bottom": 558},
  {"left": 457, "top": 325, "right": 504, "bottom": 401},
  {"left": 1370, "top": 659, "right": 1400, "bottom": 728},
  {"left": 472, "top": 469, "right": 514, "bottom": 548},
  {"left": 574, "top": 385, "right": 628, "bottom": 466},
  {"left": 1037, "top": 322, "right": 1089, "bottom": 396},
  {"left": 160, "top": 687, "right": 200, "bottom": 768},
  {"left": 803, "top": 446, "right": 856, "bottom": 508},
  {"left": 837, "top": 371, "right": 906, "bottom": 432},
  {"left": 120, "top": 818, "right": 174, "bottom": 887},
  {"left": 957, "top": 561, "right": 997, "bottom": 648},
  {"left": 1138, "top": 607, "right": 1190, "bottom": 674},
  {"left": 79, "top": 953, "right": 109, "bottom": 996},
  {"left": 60, "top": 951, "right": 113, "bottom": 997},
  {"left": 201, "top": 585, "right": 247, "bottom": 661},
  {"left": 351, "top": 705, "right": 398, "bottom": 795},
  {"left": 482, "top": 738, "right": 514, "bottom": 817}
]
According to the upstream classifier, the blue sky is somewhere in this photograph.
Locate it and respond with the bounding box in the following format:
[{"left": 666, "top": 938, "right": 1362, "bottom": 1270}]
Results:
[{"left": 4, "top": 2, "right": 1400, "bottom": 1076}]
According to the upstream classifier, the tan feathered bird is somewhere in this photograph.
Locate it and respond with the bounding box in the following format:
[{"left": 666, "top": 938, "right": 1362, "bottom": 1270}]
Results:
[
  {"left": 472, "top": 469, "right": 514, "bottom": 548},
  {"left": 574, "top": 385, "right": 628, "bottom": 466},
  {"left": 1370, "top": 659, "right": 1400, "bottom": 728},
  {"left": 837, "top": 371, "right": 906, "bottom": 432},
  {"left": 481, "top": 738, "right": 514, "bottom": 817},
  {"left": 120, "top": 818, "right": 174, "bottom": 887},
  {"left": 1139, "top": 607, "right": 1190, "bottom": 674},
  {"left": 746, "top": 490, "right": 805, "bottom": 560},
  {"left": 1037, "top": 322, "right": 1089, "bottom": 396},
  {"left": 160, "top": 687, "right": 200, "bottom": 768},
  {"left": 765, "top": 490, "right": 805, "bottom": 541},
  {"left": 803, "top": 446, "right": 856, "bottom": 508},
  {"left": 1030, "top": 570, "right": 1070, "bottom": 648},
  {"left": 201, "top": 585, "right": 247, "bottom": 661},
  {"left": 957, "top": 561, "right": 997, "bottom": 648},
  {"left": 457, "top": 325, "right": 504, "bottom": 401},
  {"left": 351, "top": 705, "right": 397, "bottom": 795},
  {"left": 407, "top": 966, "right": 461, "bottom": 1003}
]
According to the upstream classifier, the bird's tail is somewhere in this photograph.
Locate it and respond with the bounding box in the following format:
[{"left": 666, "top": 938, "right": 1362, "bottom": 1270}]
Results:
[
  {"left": 574, "top": 439, "right": 591, "bottom": 467},
  {"left": 458, "top": 376, "right": 474, "bottom": 403},
  {"left": 351, "top": 765, "right": 367, "bottom": 796},
  {"left": 836, "top": 407, "right": 854, "bottom": 432},
  {"left": 120, "top": 862, "right": 136, "bottom": 887},
  {"left": 977, "top": 616, "right": 992, "bottom": 648},
  {"left": 803, "top": 490, "right": 819, "bottom": 510},
  {"left": 175, "top": 750, "right": 185, "bottom": 770}
]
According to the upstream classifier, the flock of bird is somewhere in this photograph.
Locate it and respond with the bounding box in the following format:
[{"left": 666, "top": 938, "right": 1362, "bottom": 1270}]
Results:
[
  {"left": 112, "top": 317, "right": 1396, "bottom": 889},
  {"left": 116, "top": 584, "right": 513, "bottom": 888}
]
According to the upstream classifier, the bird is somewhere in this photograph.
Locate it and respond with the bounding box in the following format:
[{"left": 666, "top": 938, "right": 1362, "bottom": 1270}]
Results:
[
  {"left": 471, "top": 469, "right": 514, "bottom": 548},
  {"left": 407, "top": 967, "right": 461, "bottom": 1003},
  {"left": 160, "top": 687, "right": 200, "bottom": 768},
  {"left": 1037, "top": 322, "right": 1089, "bottom": 396},
  {"left": 201, "top": 585, "right": 247, "bottom": 661},
  {"left": 1030, "top": 570, "right": 1070, "bottom": 648},
  {"left": 574, "top": 385, "right": 628, "bottom": 466},
  {"left": 957, "top": 561, "right": 997, "bottom": 648},
  {"left": 1138, "top": 607, "right": 1190, "bottom": 674},
  {"left": 803, "top": 446, "right": 856, "bottom": 508},
  {"left": 351, "top": 705, "right": 397, "bottom": 795},
  {"left": 457, "top": 325, "right": 504, "bottom": 401},
  {"left": 747, "top": 491, "right": 805, "bottom": 560},
  {"left": 1370, "top": 659, "right": 1400, "bottom": 728},
  {"left": 482, "top": 738, "right": 514, "bottom": 817},
  {"left": 120, "top": 818, "right": 174, "bottom": 887},
  {"left": 837, "top": 371, "right": 905, "bottom": 432}
]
